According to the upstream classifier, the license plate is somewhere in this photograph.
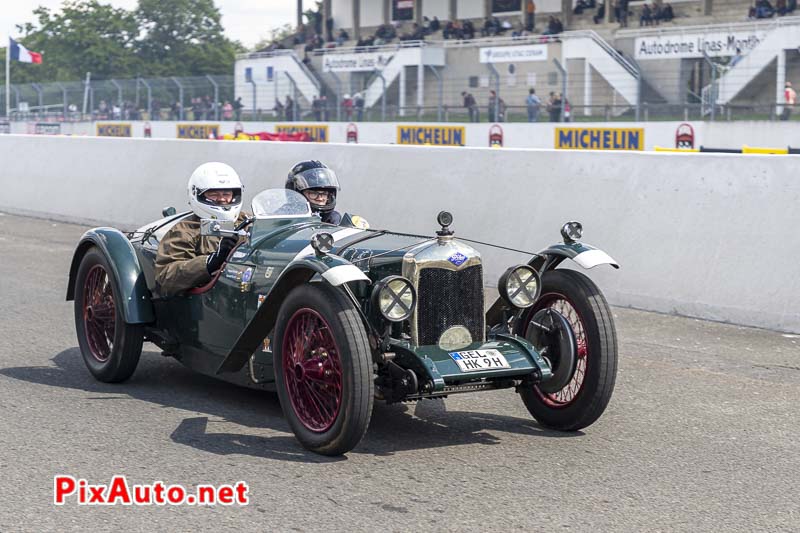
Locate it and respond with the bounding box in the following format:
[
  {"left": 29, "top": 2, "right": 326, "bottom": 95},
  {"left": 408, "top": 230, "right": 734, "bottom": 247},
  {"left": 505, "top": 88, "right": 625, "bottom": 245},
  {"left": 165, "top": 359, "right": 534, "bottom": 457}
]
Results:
[{"left": 448, "top": 349, "right": 511, "bottom": 373}]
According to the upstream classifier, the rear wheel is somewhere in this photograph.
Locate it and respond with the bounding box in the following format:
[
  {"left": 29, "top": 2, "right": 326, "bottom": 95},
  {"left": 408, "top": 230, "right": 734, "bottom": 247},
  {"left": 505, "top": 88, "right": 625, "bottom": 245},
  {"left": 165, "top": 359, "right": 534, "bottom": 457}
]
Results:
[
  {"left": 74, "top": 248, "right": 143, "bottom": 383},
  {"left": 273, "top": 284, "right": 373, "bottom": 455},
  {"left": 517, "top": 269, "right": 617, "bottom": 431}
]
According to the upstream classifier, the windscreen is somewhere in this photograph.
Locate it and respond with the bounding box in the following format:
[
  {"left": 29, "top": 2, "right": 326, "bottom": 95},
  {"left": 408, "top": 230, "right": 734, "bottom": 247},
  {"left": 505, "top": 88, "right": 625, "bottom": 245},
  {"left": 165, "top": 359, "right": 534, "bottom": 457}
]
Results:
[{"left": 251, "top": 189, "right": 312, "bottom": 219}]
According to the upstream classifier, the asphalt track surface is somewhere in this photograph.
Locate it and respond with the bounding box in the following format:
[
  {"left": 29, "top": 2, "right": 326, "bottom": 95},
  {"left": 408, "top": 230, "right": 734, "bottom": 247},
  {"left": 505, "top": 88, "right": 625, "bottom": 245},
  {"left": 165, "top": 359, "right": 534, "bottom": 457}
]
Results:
[{"left": 1, "top": 212, "right": 798, "bottom": 532}]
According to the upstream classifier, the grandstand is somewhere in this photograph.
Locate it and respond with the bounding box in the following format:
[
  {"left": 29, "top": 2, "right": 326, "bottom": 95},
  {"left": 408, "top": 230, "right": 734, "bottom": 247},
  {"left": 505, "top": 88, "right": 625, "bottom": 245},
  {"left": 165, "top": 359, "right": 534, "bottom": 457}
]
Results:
[{"left": 236, "top": 1, "right": 800, "bottom": 122}]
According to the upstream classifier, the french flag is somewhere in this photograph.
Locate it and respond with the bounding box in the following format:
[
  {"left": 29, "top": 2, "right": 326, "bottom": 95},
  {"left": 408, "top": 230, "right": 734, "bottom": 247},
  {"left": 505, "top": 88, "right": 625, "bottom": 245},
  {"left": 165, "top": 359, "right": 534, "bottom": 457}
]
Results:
[{"left": 9, "top": 38, "right": 42, "bottom": 64}]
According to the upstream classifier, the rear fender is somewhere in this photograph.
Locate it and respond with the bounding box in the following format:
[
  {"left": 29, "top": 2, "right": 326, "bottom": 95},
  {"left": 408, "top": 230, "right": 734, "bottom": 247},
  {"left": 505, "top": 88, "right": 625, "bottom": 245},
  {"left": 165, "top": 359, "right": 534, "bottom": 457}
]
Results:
[
  {"left": 216, "top": 253, "right": 369, "bottom": 374},
  {"left": 66, "top": 228, "right": 155, "bottom": 324}
]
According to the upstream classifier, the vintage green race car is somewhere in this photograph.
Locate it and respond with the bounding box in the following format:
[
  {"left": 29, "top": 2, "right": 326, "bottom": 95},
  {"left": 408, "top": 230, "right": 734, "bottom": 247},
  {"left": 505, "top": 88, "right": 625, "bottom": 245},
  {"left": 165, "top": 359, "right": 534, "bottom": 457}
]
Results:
[{"left": 67, "top": 189, "right": 619, "bottom": 455}]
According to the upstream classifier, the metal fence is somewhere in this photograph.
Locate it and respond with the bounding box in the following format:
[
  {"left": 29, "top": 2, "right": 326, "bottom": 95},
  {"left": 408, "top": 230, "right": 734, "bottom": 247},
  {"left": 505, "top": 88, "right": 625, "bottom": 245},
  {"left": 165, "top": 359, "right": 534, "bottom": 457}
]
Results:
[{"left": 1, "top": 75, "right": 234, "bottom": 121}]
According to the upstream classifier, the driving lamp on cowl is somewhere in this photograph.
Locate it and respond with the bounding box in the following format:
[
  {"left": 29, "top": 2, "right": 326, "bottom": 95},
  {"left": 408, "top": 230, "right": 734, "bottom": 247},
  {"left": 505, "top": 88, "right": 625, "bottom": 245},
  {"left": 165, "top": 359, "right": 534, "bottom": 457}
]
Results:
[
  {"left": 371, "top": 276, "right": 416, "bottom": 322},
  {"left": 498, "top": 265, "right": 541, "bottom": 309},
  {"left": 561, "top": 221, "right": 583, "bottom": 243}
]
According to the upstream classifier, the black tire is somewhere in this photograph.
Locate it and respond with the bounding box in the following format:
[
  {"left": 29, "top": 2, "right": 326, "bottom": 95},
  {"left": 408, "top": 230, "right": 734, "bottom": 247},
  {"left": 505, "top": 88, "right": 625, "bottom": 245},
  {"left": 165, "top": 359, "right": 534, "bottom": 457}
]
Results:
[
  {"left": 273, "top": 283, "right": 373, "bottom": 455},
  {"left": 74, "top": 248, "right": 143, "bottom": 383},
  {"left": 517, "top": 269, "right": 617, "bottom": 431}
]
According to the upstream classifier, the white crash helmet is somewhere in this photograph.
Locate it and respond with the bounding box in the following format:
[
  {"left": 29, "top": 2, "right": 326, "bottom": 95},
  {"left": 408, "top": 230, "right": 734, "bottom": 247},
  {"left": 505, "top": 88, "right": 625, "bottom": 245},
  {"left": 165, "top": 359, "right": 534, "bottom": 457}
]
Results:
[{"left": 187, "top": 162, "right": 243, "bottom": 222}]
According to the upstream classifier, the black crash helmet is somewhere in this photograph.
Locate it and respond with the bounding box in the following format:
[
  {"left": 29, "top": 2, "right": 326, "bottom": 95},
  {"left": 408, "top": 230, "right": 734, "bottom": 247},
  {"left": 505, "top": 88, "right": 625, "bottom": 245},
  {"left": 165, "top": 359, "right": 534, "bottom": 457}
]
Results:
[{"left": 286, "top": 160, "right": 341, "bottom": 213}]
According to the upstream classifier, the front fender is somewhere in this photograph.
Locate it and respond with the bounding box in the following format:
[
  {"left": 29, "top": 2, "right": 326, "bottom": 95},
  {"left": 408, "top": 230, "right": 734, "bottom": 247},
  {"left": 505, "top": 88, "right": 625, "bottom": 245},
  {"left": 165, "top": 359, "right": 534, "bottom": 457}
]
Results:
[
  {"left": 216, "top": 253, "right": 369, "bottom": 374},
  {"left": 66, "top": 228, "right": 155, "bottom": 324},
  {"left": 530, "top": 242, "right": 619, "bottom": 272}
]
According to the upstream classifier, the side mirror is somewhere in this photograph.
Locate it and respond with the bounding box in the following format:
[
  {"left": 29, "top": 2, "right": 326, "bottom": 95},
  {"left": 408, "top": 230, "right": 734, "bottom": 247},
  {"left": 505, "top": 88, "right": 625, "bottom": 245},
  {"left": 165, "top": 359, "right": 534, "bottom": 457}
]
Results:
[
  {"left": 162, "top": 206, "right": 177, "bottom": 217},
  {"left": 200, "top": 219, "right": 236, "bottom": 237}
]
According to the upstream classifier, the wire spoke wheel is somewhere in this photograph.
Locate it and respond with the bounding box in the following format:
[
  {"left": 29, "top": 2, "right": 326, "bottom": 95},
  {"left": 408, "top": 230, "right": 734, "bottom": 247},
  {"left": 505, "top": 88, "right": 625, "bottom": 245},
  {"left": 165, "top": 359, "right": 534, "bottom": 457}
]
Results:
[
  {"left": 282, "top": 308, "right": 344, "bottom": 433},
  {"left": 74, "top": 248, "right": 143, "bottom": 383},
  {"left": 274, "top": 284, "right": 373, "bottom": 456},
  {"left": 530, "top": 295, "right": 587, "bottom": 407},
  {"left": 517, "top": 269, "right": 618, "bottom": 431},
  {"left": 82, "top": 265, "right": 116, "bottom": 362}
]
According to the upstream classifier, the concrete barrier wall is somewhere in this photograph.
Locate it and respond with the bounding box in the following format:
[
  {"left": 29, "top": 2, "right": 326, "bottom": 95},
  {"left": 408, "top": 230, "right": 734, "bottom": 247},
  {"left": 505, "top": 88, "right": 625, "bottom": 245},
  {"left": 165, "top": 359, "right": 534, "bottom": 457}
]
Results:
[
  {"left": 6, "top": 119, "right": 800, "bottom": 150},
  {"left": 1, "top": 134, "right": 798, "bottom": 333}
]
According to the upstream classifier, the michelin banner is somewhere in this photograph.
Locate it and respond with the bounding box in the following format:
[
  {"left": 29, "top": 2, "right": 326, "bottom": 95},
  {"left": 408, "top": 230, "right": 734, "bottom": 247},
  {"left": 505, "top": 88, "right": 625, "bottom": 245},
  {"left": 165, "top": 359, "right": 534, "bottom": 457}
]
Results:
[
  {"left": 555, "top": 127, "right": 644, "bottom": 150},
  {"left": 177, "top": 123, "right": 220, "bottom": 139},
  {"left": 397, "top": 125, "right": 465, "bottom": 146},
  {"left": 635, "top": 30, "right": 767, "bottom": 59},
  {"left": 97, "top": 123, "right": 132, "bottom": 137}
]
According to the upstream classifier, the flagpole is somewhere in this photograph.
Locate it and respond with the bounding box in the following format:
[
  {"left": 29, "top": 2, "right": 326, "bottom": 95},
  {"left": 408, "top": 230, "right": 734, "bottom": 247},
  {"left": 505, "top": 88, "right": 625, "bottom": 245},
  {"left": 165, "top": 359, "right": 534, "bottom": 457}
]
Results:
[{"left": 5, "top": 33, "right": 10, "bottom": 119}]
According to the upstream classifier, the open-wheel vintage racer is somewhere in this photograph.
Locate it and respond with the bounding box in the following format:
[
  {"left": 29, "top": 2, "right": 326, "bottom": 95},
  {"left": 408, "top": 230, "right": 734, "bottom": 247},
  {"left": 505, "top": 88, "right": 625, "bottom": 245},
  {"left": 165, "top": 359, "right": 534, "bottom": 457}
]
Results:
[{"left": 67, "top": 188, "right": 619, "bottom": 455}]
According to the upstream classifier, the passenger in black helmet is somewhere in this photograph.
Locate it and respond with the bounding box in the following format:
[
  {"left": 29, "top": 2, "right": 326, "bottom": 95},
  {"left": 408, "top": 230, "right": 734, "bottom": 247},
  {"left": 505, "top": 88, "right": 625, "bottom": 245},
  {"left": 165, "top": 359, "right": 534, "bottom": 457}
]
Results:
[{"left": 286, "top": 160, "right": 342, "bottom": 225}]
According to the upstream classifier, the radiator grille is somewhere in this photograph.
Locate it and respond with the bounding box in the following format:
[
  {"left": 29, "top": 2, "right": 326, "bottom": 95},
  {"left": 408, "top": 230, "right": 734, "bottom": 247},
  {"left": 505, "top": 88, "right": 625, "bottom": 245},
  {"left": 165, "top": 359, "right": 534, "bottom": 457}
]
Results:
[{"left": 416, "top": 265, "right": 484, "bottom": 346}]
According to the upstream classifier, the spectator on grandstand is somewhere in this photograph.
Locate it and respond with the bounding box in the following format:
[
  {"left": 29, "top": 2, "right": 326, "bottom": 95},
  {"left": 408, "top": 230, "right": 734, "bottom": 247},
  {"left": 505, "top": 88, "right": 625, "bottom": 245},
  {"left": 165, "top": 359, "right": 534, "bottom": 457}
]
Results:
[
  {"left": 233, "top": 97, "right": 243, "bottom": 121},
  {"left": 295, "top": 23, "right": 307, "bottom": 45},
  {"left": 463, "top": 20, "right": 476, "bottom": 39},
  {"left": 616, "top": 0, "right": 630, "bottom": 27},
  {"left": 326, "top": 17, "right": 334, "bottom": 41},
  {"left": 542, "top": 16, "right": 564, "bottom": 35},
  {"left": 640, "top": 4, "right": 654, "bottom": 25},
  {"left": 342, "top": 94, "right": 354, "bottom": 120},
  {"left": 776, "top": 0, "right": 792, "bottom": 14},
  {"left": 481, "top": 17, "right": 498, "bottom": 37},
  {"left": 658, "top": 2, "right": 674, "bottom": 21},
  {"left": 336, "top": 29, "right": 349, "bottom": 46},
  {"left": 376, "top": 23, "right": 396, "bottom": 41},
  {"left": 431, "top": 16, "right": 441, "bottom": 32},
  {"left": 781, "top": 81, "right": 796, "bottom": 120},
  {"left": 462, "top": 91, "right": 479, "bottom": 122},
  {"left": 593, "top": 2, "right": 606, "bottom": 23},
  {"left": 488, "top": 90, "right": 506, "bottom": 122},
  {"left": 526, "top": 0, "right": 536, "bottom": 31},
  {"left": 171, "top": 101, "right": 182, "bottom": 120},
  {"left": 755, "top": 0, "right": 776, "bottom": 17},
  {"left": 526, "top": 88, "right": 542, "bottom": 122},
  {"left": 400, "top": 23, "right": 424, "bottom": 41},
  {"left": 748, "top": 5, "right": 758, "bottom": 18},
  {"left": 354, "top": 93, "right": 365, "bottom": 121},
  {"left": 574, "top": 0, "right": 596, "bottom": 15}
]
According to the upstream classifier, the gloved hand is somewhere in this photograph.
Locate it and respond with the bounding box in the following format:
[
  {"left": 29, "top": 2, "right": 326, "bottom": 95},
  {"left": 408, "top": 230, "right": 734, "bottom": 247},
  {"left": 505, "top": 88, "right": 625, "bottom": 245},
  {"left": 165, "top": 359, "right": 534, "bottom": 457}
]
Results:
[{"left": 206, "top": 236, "right": 238, "bottom": 275}]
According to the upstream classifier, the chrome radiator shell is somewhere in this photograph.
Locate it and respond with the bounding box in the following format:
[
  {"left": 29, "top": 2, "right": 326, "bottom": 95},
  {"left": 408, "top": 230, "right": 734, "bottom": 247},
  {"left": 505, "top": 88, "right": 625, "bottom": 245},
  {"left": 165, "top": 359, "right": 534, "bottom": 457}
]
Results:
[{"left": 402, "top": 236, "right": 485, "bottom": 346}]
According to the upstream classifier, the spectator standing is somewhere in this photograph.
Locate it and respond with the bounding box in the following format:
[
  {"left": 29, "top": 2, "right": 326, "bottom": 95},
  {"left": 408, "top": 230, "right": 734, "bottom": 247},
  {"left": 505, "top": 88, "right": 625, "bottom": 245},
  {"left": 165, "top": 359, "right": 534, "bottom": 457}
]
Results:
[
  {"left": 526, "top": 0, "right": 536, "bottom": 31},
  {"left": 640, "top": 4, "right": 653, "bottom": 25},
  {"left": 320, "top": 95, "right": 330, "bottom": 121},
  {"left": 285, "top": 95, "right": 295, "bottom": 121},
  {"left": 488, "top": 90, "right": 506, "bottom": 122},
  {"left": 354, "top": 92, "right": 365, "bottom": 121},
  {"left": 547, "top": 92, "right": 562, "bottom": 122},
  {"left": 781, "top": 81, "right": 796, "bottom": 120},
  {"left": 312, "top": 96, "right": 322, "bottom": 121},
  {"left": 526, "top": 88, "right": 541, "bottom": 122},
  {"left": 232, "top": 97, "right": 243, "bottom": 121},
  {"left": 342, "top": 94, "right": 354, "bottom": 120},
  {"left": 431, "top": 16, "right": 441, "bottom": 32},
  {"left": 273, "top": 98, "right": 285, "bottom": 119},
  {"left": 462, "top": 91, "right": 479, "bottom": 122}
]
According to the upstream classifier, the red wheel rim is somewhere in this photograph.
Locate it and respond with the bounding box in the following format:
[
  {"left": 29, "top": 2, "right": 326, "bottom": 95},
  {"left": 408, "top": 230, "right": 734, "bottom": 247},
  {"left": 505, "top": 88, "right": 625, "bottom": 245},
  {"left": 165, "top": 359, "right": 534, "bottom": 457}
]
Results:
[
  {"left": 525, "top": 293, "right": 588, "bottom": 408},
  {"left": 82, "top": 264, "right": 116, "bottom": 362},
  {"left": 281, "top": 308, "right": 343, "bottom": 432}
]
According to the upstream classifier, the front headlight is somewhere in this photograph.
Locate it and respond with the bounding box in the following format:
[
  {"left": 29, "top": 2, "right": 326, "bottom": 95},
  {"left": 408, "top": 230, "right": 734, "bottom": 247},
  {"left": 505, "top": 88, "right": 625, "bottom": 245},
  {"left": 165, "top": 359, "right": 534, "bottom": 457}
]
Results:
[
  {"left": 498, "top": 265, "right": 541, "bottom": 309},
  {"left": 372, "top": 276, "right": 416, "bottom": 322}
]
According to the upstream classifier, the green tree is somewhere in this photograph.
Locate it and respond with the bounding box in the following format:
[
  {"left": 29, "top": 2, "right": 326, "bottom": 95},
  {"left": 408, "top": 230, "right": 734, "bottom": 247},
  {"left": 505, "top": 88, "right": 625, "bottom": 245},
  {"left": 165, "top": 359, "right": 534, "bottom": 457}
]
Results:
[
  {"left": 135, "top": 0, "right": 243, "bottom": 76},
  {"left": 12, "top": 0, "right": 141, "bottom": 83}
]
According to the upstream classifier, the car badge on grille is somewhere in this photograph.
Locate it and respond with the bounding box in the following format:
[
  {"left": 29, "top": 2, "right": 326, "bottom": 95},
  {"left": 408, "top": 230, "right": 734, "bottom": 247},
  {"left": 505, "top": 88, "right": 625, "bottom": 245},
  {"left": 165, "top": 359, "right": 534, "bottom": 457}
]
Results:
[{"left": 448, "top": 252, "right": 467, "bottom": 266}]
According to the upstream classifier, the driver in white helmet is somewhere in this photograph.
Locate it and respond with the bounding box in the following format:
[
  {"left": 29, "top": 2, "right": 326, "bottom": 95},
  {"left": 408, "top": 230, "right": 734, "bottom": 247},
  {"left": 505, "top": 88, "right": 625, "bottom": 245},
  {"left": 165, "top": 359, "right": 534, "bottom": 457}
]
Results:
[{"left": 155, "top": 162, "right": 249, "bottom": 297}]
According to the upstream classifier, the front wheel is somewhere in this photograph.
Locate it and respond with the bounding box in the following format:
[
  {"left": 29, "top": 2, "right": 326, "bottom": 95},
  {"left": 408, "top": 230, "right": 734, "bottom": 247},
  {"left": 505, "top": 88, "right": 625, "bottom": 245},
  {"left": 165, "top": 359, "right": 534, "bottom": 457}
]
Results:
[
  {"left": 273, "top": 284, "right": 374, "bottom": 455},
  {"left": 74, "top": 248, "right": 143, "bottom": 383},
  {"left": 517, "top": 269, "right": 617, "bottom": 431}
]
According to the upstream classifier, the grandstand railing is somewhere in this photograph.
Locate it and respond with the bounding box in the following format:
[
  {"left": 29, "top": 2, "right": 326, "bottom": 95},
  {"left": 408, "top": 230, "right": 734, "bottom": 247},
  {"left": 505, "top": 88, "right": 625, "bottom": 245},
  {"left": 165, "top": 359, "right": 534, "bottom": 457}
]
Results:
[{"left": 616, "top": 14, "right": 800, "bottom": 37}]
